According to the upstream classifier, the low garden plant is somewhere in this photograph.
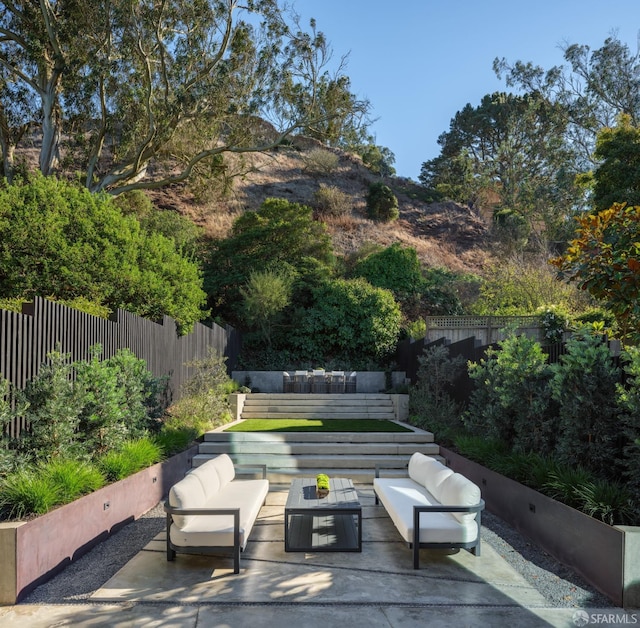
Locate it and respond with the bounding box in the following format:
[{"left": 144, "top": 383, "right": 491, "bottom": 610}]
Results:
[
  {"left": 0, "top": 345, "right": 237, "bottom": 520},
  {"left": 409, "top": 330, "right": 640, "bottom": 526}
]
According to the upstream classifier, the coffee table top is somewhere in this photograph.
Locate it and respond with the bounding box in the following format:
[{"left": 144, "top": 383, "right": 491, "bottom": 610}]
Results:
[{"left": 285, "top": 477, "right": 360, "bottom": 511}]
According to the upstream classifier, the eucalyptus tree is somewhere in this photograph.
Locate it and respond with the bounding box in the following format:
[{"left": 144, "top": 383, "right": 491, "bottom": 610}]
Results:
[
  {"left": 494, "top": 33, "right": 640, "bottom": 169},
  {"left": 0, "top": 1, "right": 368, "bottom": 194}
]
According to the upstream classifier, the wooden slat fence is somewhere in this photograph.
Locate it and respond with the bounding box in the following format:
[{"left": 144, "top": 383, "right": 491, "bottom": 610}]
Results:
[{"left": 1, "top": 297, "right": 241, "bottom": 437}]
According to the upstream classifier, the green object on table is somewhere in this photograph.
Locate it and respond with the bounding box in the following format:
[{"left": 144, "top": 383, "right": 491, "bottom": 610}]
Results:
[{"left": 316, "top": 473, "right": 330, "bottom": 491}]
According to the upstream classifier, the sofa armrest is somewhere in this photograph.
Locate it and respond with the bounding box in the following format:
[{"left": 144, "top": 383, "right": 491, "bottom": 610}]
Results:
[
  {"left": 164, "top": 503, "right": 241, "bottom": 571},
  {"left": 412, "top": 499, "right": 485, "bottom": 569},
  {"left": 164, "top": 503, "right": 241, "bottom": 518},
  {"left": 234, "top": 464, "right": 268, "bottom": 479},
  {"left": 413, "top": 499, "right": 485, "bottom": 516}
]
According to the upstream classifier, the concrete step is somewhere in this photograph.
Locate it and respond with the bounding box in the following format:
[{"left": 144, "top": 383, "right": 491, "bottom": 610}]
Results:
[
  {"left": 238, "top": 393, "right": 402, "bottom": 421},
  {"left": 240, "top": 411, "right": 396, "bottom": 419},
  {"left": 198, "top": 441, "right": 437, "bottom": 456},
  {"left": 242, "top": 393, "right": 393, "bottom": 402},
  {"left": 203, "top": 430, "right": 434, "bottom": 443}
]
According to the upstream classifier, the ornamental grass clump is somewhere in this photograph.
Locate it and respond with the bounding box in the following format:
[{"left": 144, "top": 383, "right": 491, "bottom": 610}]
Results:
[
  {"left": 0, "top": 469, "right": 59, "bottom": 519},
  {"left": 99, "top": 438, "right": 163, "bottom": 482},
  {"left": 40, "top": 458, "right": 105, "bottom": 503}
]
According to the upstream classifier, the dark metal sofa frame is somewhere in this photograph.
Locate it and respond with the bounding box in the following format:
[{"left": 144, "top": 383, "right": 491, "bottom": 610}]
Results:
[
  {"left": 374, "top": 463, "right": 485, "bottom": 569},
  {"left": 164, "top": 464, "right": 267, "bottom": 574}
]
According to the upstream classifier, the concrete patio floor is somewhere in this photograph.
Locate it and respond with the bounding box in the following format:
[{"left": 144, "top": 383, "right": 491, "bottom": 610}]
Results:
[{"left": 0, "top": 486, "right": 630, "bottom": 627}]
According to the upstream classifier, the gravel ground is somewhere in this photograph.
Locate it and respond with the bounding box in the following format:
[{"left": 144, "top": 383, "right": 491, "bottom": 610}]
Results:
[{"left": 21, "top": 501, "right": 612, "bottom": 608}]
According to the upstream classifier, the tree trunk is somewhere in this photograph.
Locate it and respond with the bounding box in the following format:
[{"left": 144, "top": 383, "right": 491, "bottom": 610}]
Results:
[{"left": 39, "top": 89, "right": 61, "bottom": 175}]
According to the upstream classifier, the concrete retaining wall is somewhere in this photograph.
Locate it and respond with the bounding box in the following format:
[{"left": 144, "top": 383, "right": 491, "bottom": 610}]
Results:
[
  {"left": 0, "top": 446, "right": 197, "bottom": 605},
  {"left": 232, "top": 371, "right": 408, "bottom": 393}
]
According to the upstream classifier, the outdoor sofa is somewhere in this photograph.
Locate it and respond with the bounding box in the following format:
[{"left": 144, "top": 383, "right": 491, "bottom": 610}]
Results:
[
  {"left": 373, "top": 451, "right": 485, "bottom": 568},
  {"left": 164, "top": 453, "right": 269, "bottom": 573}
]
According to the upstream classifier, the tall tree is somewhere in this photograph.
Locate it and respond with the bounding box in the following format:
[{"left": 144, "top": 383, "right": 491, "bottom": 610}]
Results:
[
  {"left": 591, "top": 114, "right": 640, "bottom": 211},
  {"left": 0, "top": 1, "right": 368, "bottom": 194},
  {"left": 494, "top": 33, "right": 640, "bottom": 170},
  {"left": 420, "top": 91, "right": 582, "bottom": 251}
]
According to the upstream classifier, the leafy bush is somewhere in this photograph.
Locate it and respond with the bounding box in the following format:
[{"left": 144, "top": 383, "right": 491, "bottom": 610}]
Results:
[
  {"left": 453, "top": 435, "right": 636, "bottom": 524},
  {"left": 287, "top": 278, "right": 402, "bottom": 366},
  {"left": 164, "top": 348, "right": 235, "bottom": 435},
  {"left": 0, "top": 175, "right": 207, "bottom": 332},
  {"left": 409, "top": 344, "right": 466, "bottom": 443},
  {"left": 154, "top": 427, "right": 198, "bottom": 456},
  {"left": 469, "top": 258, "right": 589, "bottom": 316},
  {"left": 20, "top": 350, "right": 83, "bottom": 461},
  {"left": 453, "top": 435, "right": 510, "bottom": 469},
  {"left": 549, "top": 332, "right": 621, "bottom": 477},
  {"left": 465, "top": 332, "right": 556, "bottom": 452},
  {"left": 204, "top": 197, "right": 335, "bottom": 326},
  {"left": 365, "top": 182, "right": 399, "bottom": 222},
  {"left": 617, "top": 346, "right": 640, "bottom": 498},
  {"left": 312, "top": 184, "right": 352, "bottom": 217},
  {"left": 352, "top": 243, "right": 423, "bottom": 298},
  {"left": 240, "top": 269, "right": 295, "bottom": 348},
  {"left": 16, "top": 346, "right": 166, "bottom": 462}
]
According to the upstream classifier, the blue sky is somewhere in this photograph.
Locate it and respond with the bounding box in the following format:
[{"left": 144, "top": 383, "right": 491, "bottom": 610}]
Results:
[{"left": 292, "top": 1, "right": 640, "bottom": 180}]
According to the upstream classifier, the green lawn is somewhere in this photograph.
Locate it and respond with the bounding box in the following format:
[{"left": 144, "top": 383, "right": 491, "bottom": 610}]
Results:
[{"left": 224, "top": 418, "right": 412, "bottom": 433}]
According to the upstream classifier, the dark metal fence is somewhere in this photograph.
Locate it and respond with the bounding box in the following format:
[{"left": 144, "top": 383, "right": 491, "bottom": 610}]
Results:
[{"left": 1, "top": 297, "right": 241, "bottom": 437}]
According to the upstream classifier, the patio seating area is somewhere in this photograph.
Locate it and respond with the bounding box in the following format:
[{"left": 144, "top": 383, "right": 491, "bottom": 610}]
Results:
[{"left": 0, "top": 483, "right": 617, "bottom": 627}]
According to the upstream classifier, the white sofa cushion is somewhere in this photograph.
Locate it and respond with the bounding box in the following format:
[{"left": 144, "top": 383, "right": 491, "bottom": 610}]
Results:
[
  {"left": 407, "top": 452, "right": 438, "bottom": 485},
  {"left": 169, "top": 478, "right": 269, "bottom": 550},
  {"left": 373, "top": 477, "right": 477, "bottom": 544},
  {"left": 423, "top": 464, "right": 454, "bottom": 502},
  {"left": 439, "top": 472, "right": 482, "bottom": 524},
  {"left": 169, "top": 472, "right": 205, "bottom": 529}
]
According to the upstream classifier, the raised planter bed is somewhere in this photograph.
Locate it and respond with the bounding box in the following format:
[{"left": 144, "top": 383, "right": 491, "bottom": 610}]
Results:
[
  {"left": 441, "top": 447, "right": 640, "bottom": 608},
  {"left": 0, "top": 445, "right": 198, "bottom": 605}
]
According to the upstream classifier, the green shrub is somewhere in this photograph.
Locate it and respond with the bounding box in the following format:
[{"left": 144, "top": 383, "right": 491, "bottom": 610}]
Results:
[
  {"left": 365, "top": 182, "right": 399, "bottom": 222},
  {"left": 165, "top": 348, "right": 235, "bottom": 433},
  {"left": 550, "top": 332, "right": 622, "bottom": 477},
  {"left": 352, "top": 243, "right": 422, "bottom": 297},
  {"left": 20, "top": 349, "right": 83, "bottom": 461},
  {"left": 465, "top": 332, "right": 555, "bottom": 452},
  {"left": 0, "top": 175, "right": 207, "bottom": 333},
  {"left": 453, "top": 435, "right": 510, "bottom": 469},
  {"left": 154, "top": 427, "right": 198, "bottom": 456},
  {"left": 287, "top": 278, "right": 402, "bottom": 366},
  {"left": 409, "top": 344, "right": 466, "bottom": 444},
  {"left": 618, "top": 348, "right": 640, "bottom": 502}
]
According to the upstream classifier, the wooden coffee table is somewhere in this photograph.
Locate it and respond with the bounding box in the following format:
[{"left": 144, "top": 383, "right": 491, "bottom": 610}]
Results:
[{"left": 284, "top": 477, "right": 362, "bottom": 552}]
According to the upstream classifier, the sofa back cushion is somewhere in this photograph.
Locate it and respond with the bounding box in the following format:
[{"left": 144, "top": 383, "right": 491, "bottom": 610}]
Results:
[
  {"left": 212, "top": 453, "right": 236, "bottom": 486},
  {"left": 424, "top": 465, "right": 454, "bottom": 502},
  {"left": 169, "top": 472, "right": 206, "bottom": 529},
  {"left": 407, "top": 452, "right": 437, "bottom": 486},
  {"left": 439, "top": 472, "right": 482, "bottom": 523}
]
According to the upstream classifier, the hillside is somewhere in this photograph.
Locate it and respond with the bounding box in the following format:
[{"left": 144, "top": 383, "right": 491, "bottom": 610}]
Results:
[{"left": 148, "top": 136, "right": 495, "bottom": 276}]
